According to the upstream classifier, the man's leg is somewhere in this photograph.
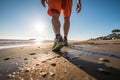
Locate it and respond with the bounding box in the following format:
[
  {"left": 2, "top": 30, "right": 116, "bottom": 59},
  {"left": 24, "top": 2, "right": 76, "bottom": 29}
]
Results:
[
  {"left": 51, "top": 10, "right": 64, "bottom": 51},
  {"left": 63, "top": 17, "right": 70, "bottom": 46},
  {"left": 51, "top": 10, "right": 60, "bottom": 35},
  {"left": 63, "top": 17, "right": 70, "bottom": 38}
]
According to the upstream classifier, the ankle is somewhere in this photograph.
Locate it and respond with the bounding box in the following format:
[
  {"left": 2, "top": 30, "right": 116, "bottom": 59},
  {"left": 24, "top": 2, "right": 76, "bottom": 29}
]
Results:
[
  {"left": 56, "top": 34, "right": 60, "bottom": 39},
  {"left": 64, "top": 36, "right": 67, "bottom": 40}
]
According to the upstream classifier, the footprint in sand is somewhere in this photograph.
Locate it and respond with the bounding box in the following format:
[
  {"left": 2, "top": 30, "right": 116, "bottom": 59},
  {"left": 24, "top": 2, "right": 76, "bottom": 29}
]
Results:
[
  {"left": 51, "top": 63, "right": 56, "bottom": 67},
  {"left": 36, "top": 64, "right": 39, "bottom": 66},
  {"left": 24, "top": 58, "right": 28, "bottom": 60},
  {"left": 4, "top": 58, "right": 10, "bottom": 61},
  {"left": 30, "top": 53, "right": 36, "bottom": 55}
]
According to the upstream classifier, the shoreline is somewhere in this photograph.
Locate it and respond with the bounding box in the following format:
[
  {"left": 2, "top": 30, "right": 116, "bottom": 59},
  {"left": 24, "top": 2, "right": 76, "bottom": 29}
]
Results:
[{"left": 0, "top": 39, "right": 120, "bottom": 50}]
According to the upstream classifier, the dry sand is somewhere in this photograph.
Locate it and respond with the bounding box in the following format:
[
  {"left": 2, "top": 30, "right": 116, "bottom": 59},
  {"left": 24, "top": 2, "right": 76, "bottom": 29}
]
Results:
[{"left": 0, "top": 40, "right": 120, "bottom": 80}]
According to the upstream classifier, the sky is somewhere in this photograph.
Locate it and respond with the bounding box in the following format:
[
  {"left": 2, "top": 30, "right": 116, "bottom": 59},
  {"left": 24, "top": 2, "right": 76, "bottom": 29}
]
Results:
[{"left": 0, "top": 0, "right": 120, "bottom": 40}]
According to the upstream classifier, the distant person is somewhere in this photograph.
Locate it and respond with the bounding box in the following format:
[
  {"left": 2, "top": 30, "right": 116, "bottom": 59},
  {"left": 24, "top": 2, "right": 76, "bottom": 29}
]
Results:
[{"left": 41, "top": 0, "right": 81, "bottom": 51}]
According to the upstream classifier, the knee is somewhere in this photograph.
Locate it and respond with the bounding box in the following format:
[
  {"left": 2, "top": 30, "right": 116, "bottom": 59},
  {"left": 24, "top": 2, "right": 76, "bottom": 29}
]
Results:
[
  {"left": 51, "top": 14, "right": 59, "bottom": 23},
  {"left": 52, "top": 16, "right": 59, "bottom": 21},
  {"left": 51, "top": 10, "right": 60, "bottom": 20}
]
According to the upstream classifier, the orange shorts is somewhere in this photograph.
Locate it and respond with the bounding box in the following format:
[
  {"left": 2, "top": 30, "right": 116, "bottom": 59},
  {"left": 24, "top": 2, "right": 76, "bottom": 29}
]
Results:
[{"left": 48, "top": 0, "right": 72, "bottom": 17}]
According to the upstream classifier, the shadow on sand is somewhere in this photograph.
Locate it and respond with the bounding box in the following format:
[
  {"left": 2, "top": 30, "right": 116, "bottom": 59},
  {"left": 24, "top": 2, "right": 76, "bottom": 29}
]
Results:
[{"left": 53, "top": 48, "right": 120, "bottom": 80}]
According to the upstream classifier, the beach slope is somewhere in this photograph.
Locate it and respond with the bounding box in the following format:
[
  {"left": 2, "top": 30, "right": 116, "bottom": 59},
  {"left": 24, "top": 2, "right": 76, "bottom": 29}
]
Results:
[{"left": 0, "top": 40, "right": 120, "bottom": 80}]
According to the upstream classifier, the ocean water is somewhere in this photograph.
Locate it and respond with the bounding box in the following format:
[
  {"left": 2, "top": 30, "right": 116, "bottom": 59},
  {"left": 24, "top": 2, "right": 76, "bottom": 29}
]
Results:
[{"left": 0, "top": 39, "right": 36, "bottom": 49}]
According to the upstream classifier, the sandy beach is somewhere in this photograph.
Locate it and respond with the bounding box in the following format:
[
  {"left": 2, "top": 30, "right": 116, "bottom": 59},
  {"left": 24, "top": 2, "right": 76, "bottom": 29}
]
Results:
[{"left": 0, "top": 40, "right": 120, "bottom": 80}]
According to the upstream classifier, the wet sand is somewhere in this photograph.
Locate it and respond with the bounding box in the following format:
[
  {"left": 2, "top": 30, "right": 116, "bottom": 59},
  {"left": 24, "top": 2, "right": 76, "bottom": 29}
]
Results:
[{"left": 0, "top": 40, "right": 120, "bottom": 80}]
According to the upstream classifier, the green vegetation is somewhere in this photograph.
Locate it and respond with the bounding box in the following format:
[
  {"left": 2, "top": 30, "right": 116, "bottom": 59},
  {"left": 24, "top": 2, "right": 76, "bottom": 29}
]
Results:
[
  {"left": 112, "top": 29, "right": 120, "bottom": 34},
  {"left": 92, "top": 29, "right": 120, "bottom": 40}
]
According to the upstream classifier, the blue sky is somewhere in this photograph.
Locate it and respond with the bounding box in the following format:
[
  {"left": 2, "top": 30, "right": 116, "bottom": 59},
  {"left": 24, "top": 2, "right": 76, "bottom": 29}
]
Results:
[{"left": 0, "top": 0, "right": 120, "bottom": 40}]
